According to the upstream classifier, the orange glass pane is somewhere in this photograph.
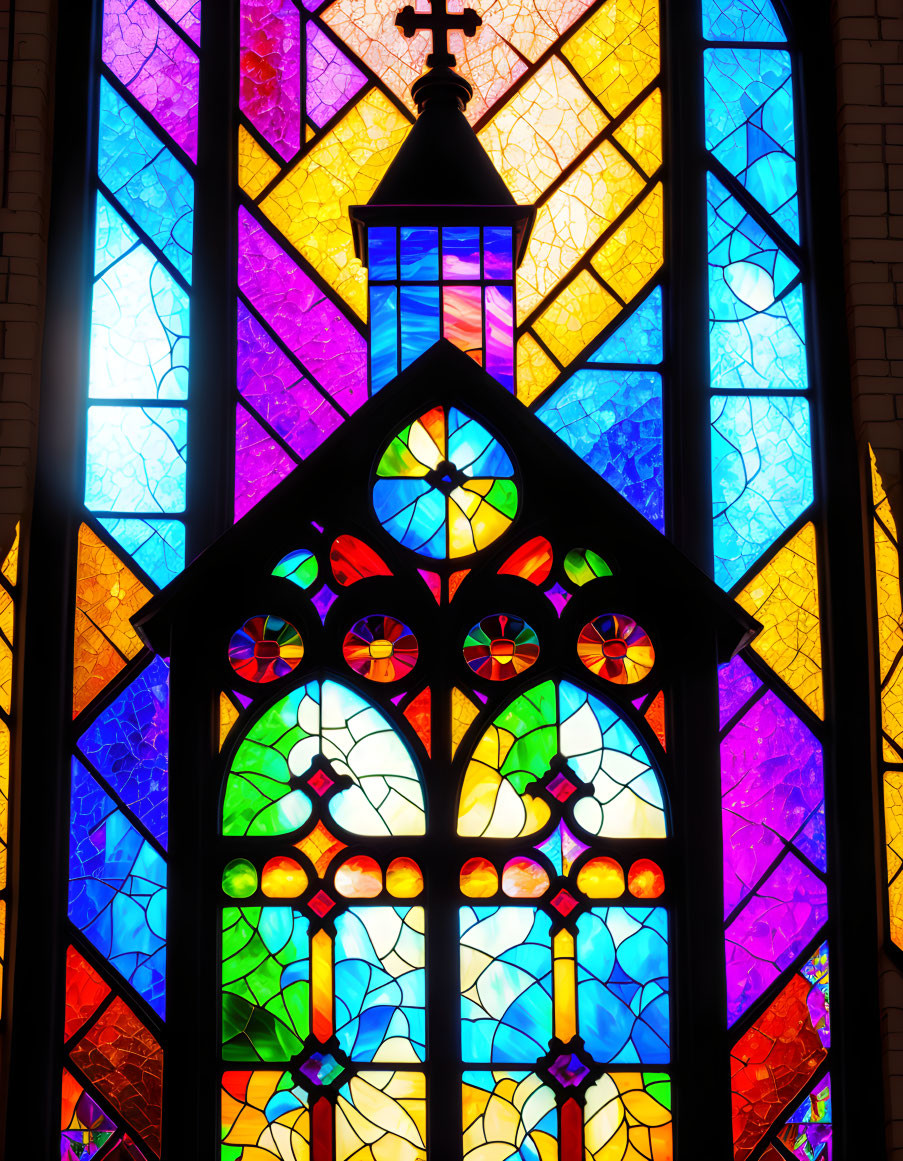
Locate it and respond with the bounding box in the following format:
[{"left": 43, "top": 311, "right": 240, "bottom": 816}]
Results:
[
  {"left": 311, "top": 930, "right": 333, "bottom": 1042},
  {"left": 501, "top": 856, "right": 550, "bottom": 898},
  {"left": 335, "top": 855, "right": 383, "bottom": 898},
  {"left": 628, "top": 858, "right": 665, "bottom": 899},
  {"left": 443, "top": 285, "right": 483, "bottom": 363},
  {"left": 386, "top": 857, "right": 423, "bottom": 898},
  {"left": 644, "top": 690, "right": 666, "bottom": 750},
  {"left": 498, "top": 536, "right": 553, "bottom": 585},
  {"left": 449, "top": 570, "right": 471, "bottom": 601},
  {"left": 295, "top": 821, "right": 347, "bottom": 877},
  {"left": 460, "top": 856, "right": 498, "bottom": 897},
  {"left": 577, "top": 856, "right": 625, "bottom": 898},
  {"left": 403, "top": 687, "right": 431, "bottom": 757},
  {"left": 330, "top": 534, "right": 392, "bottom": 586},
  {"left": 261, "top": 856, "right": 309, "bottom": 898}
]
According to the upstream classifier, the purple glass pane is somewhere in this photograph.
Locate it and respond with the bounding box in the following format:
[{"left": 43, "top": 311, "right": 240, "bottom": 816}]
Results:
[
  {"left": 795, "top": 801, "right": 828, "bottom": 872},
  {"left": 102, "top": 0, "right": 199, "bottom": 162},
  {"left": 233, "top": 690, "right": 253, "bottom": 709},
  {"left": 485, "top": 285, "right": 514, "bottom": 392},
  {"left": 240, "top": 0, "right": 301, "bottom": 160},
  {"left": 722, "top": 690, "right": 824, "bottom": 915},
  {"left": 305, "top": 22, "right": 366, "bottom": 129},
  {"left": 156, "top": 0, "right": 202, "bottom": 44},
  {"left": 718, "top": 654, "right": 762, "bottom": 729},
  {"left": 777, "top": 1072, "right": 831, "bottom": 1161},
  {"left": 237, "top": 302, "right": 344, "bottom": 458},
  {"left": 234, "top": 402, "right": 297, "bottom": 521},
  {"left": 238, "top": 209, "right": 367, "bottom": 414},
  {"left": 545, "top": 582, "right": 571, "bottom": 615},
  {"left": 548, "top": 1053, "right": 590, "bottom": 1087},
  {"left": 311, "top": 585, "right": 338, "bottom": 623},
  {"left": 725, "top": 852, "right": 828, "bottom": 1023},
  {"left": 77, "top": 656, "right": 170, "bottom": 846}
]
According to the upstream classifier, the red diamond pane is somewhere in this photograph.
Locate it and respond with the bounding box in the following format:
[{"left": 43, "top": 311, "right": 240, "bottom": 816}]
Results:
[
  {"left": 550, "top": 889, "right": 579, "bottom": 916},
  {"left": 547, "top": 772, "right": 577, "bottom": 802},
  {"left": 309, "top": 890, "right": 335, "bottom": 917}
]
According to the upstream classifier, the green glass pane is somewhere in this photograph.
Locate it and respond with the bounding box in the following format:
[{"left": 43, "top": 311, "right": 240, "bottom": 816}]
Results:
[
  {"left": 222, "top": 858, "right": 258, "bottom": 899},
  {"left": 564, "top": 548, "right": 613, "bottom": 586}
]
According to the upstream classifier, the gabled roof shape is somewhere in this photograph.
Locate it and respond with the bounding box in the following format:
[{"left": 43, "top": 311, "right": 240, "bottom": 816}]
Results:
[{"left": 135, "top": 341, "right": 758, "bottom": 660}]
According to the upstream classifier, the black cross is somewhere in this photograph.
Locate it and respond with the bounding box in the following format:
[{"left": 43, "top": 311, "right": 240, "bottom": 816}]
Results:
[{"left": 396, "top": 0, "right": 482, "bottom": 69}]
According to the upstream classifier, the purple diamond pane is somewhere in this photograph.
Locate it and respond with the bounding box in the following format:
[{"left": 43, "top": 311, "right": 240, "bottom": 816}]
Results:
[
  {"left": 299, "top": 1050, "right": 344, "bottom": 1086},
  {"left": 311, "top": 585, "right": 338, "bottom": 623},
  {"left": 545, "top": 582, "right": 571, "bottom": 616},
  {"left": 548, "top": 1053, "right": 590, "bottom": 1087}
]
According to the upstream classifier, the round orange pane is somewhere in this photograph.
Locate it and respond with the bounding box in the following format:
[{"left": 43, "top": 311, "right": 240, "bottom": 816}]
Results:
[
  {"left": 342, "top": 615, "right": 418, "bottom": 683},
  {"left": 501, "top": 857, "right": 550, "bottom": 898},
  {"left": 460, "top": 857, "right": 498, "bottom": 898},
  {"left": 576, "top": 856, "right": 625, "bottom": 899},
  {"left": 335, "top": 855, "right": 383, "bottom": 898},
  {"left": 261, "top": 856, "right": 308, "bottom": 898},
  {"left": 577, "top": 613, "right": 654, "bottom": 685},
  {"left": 628, "top": 858, "right": 665, "bottom": 898},
  {"left": 386, "top": 857, "right": 424, "bottom": 898}
]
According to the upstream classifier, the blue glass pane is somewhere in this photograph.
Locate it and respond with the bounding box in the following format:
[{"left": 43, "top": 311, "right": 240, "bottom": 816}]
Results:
[
  {"left": 577, "top": 908, "right": 670, "bottom": 1063},
  {"left": 334, "top": 907, "right": 425, "bottom": 1062},
  {"left": 90, "top": 239, "right": 190, "bottom": 400},
  {"left": 589, "top": 287, "right": 663, "bottom": 365},
  {"left": 460, "top": 907, "right": 553, "bottom": 1062},
  {"left": 708, "top": 174, "right": 807, "bottom": 393},
  {"left": 448, "top": 408, "right": 514, "bottom": 478},
  {"left": 711, "top": 394, "right": 813, "bottom": 589},
  {"left": 702, "top": 0, "right": 785, "bottom": 42},
  {"left": 537, "top": 369, "right": 664, "bottom": 532},
  {"left": 399, "top": 285, "right": 440, "bottom": 370},
  {"left": 95, "top": 191, "right": 138, "bottom": 274},
  {"left": 98, "top": 78, "right": 194, "bottom": 281},
  {"left": 400, "top": 226, "right": 439, "bottom": 280},
  {"left": 368, "top": 226, "right": 397, "bottom": 280},
  {"left": 442, "top": 226, "right": 481, "bottom": 279},
  {"left": 85, "top": 405, "right": 188, "bottom": 514},
  {"left": 77, "top": 656, "right": 170, "bottom": 846},
  {"left": 97, "top": 517, "right": 185, "bottom": 587},
  {"left": 68, "top": 758, "right": 167, "bottom": 1015},
  {"left": 372, "top": 477, "right": 446, "bottom": 557},
  {"left": 370, "top": 285, "right": 399, "bottom": 391},
  {"left": 705, "top": 49, "right": 797, "bottom": 239},
  {"left": 483, "top": 227, "right": 513, "bottom": 280}
]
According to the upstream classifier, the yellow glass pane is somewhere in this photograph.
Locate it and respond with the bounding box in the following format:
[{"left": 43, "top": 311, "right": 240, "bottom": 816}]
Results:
[
  {"left": 76, "top": 524, "right": 151, "bottom": 662},
  {"left": 891, "top": 871, "right": 903, "bottom": 953},
  {"left": 517, "top": 139, "right": 645, "bottom": 322},
  {"left": 73, "top": 609, "right": 128, "bottom": 718},
  {"left": 0, "top": 587, "right": 13, "bottom": 645},
  {"left": 335, "top": 1071, "right": 426, "bottom": 1161},
  {"left": 463, "top": 1072, "right": 556, "bottom": 1159},
  {"left": 553, "top": 929, "right": 577, "bottom": 1041},
  {"left": 311, "top": 929, "right": 333, "bottom": 1041},
  {"left": 458, "top": 722, "right": 551, "bottom": 838},
  {"left": 590, "top": 181, "right": 663, "bottom": 302},
  {"left": 448, "top": 480, "right": 516, "bottom": 557},
  {"left": 533, "top": 270, "right": 620, "bottom": 366},
  {"left": 386, "top": 857, "right": 423, "bottom": 898},
  {"left": 886, "top": 769, "right": 903, "bottom": 884},
  {"left": 306, "top": 124, "right": 316, "bottom": 142},
  {"left": 516, "top": 334, "right": 559, "bottom": 406},
  {"left": 294, "top": 821, "right": 347, "bottom": 877},
  {"left": 883, "top": 663, "right": 903, "bottom": 754},
  {"left": 0, "top": 636, "right": 12, "bottom": 716},
  {"left": 478, "top": 55, "right": 609, "bottom": 203},
  {"left": 562, "top": 0, "right": 660, "bottom": 117},
  {"left": 613, "top": 87, "right": 662, "bottom": 176},
  {"left": 237, "top": 124, "right": 282, "bottom": 200},
  {"left": 219, "top": 692, "right": 240, "bottom": 751},
  {"left": 0, "top": 720, "right": 8, "bottom": 891},
  {"left": 874, "top": 515, "right": 903, "bottom": 684},
  {"left": 2, "top": 522, "right": 18, "bottom": 586},
  {"left": 260, "top": 89, "right": 411, "bottom": 318},
  {"left": 452, "top": 687, "right": 479, "bottom": 758},
  {"left": 736, "top": 522, "right": 824, "bottom": 718},
  {"left": 222, "top": 1070, "right": 309, "bottom": 1153},
  {"left": 584, "top": 1072, "right": 671, "bottom": 1160},
  {"left": 0, "top": 900, "right": 5, "bottom": 1011}
]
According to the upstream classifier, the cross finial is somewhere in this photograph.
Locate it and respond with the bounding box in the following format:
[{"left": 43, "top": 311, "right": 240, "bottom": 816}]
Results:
[{"left": 395, "top": 0, "right": 482, "bottom": 70}]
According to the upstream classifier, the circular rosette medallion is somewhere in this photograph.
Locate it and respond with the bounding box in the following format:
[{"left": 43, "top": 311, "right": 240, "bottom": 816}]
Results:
[
  {"left": 372, "top": 405, "right": 518, "bottom": 559},
  {"left": 463, "top": 614, "right": 539, "bottom": 681},
  {"left": 577, "top": 614, "right": 654, "bottom": 685},
  {"left": 343, "top": 615, "right": 419, "bottom": 683},
  {"left": 229, "top": 615, "right": 304, "bottom": 683}
]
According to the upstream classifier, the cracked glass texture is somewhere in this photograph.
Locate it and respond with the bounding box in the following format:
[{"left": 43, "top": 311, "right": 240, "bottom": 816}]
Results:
[
  {"left": 240, "top": 0, "right": 302, "bottom": 160},
  {"left": 711, "top": 394, "right": 813, "bottom": 590},
  {"left": 85, "top": 405, "right": 188, "bottom": 515},
  {"left": 238, "top": 124, "right": 281, "bottom": 199},
  {"left": 97, "top": 517, "right": 185, "bottom": 588},
  {"left": 234, "top": 402, "right": 298, "bottom": 520},
  {"left": 589, "top": 286, "right": 662, "bottom": 365},
  {"left": 702, "top": 0, "right": 785, "bottom": 42},
  {"left": 561, "top": 0, "right": 659, "bottom": 117},
  {"left": 306, "top": 21, "right": 366, "bottom": 129}
]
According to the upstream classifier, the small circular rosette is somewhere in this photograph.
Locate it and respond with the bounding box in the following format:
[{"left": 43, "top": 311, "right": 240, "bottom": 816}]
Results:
[
  {"left": 343, "top": 614, "right": 419, "bottom": 682},
  {"left": 229, "top": 615, "right": 304, "bottom": 683},
  {"left": 577, "top": 613, "right": 654, "bottom": 685},
  {"left": 463, "top": 613, "right": 539, "bottom": 681}
]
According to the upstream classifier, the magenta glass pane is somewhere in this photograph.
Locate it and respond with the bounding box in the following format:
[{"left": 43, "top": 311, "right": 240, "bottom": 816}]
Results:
[
  {"left": 237, "top": 302, "right": 344, "bottom": 458},
  {"left": 102, "top": 0, "right": 200, "bottom": 162},
  {"left": 238, "top": 209, "right": 367, "bottom": 414},
  {"left": 305, "top": 22, "right": 366, "bottom": 128},
  {"left": 724, "top": 852, "right": 828, "bottom": 1024},
  {"left": 721, "top": 689, "right": 825, "bottom": 916},
  {"left": 234, "top": 402, "right": 297, "bottom": 520},
  {"left": 240, "top": 0, "right": 302, "bottom": 161},
  {"left": 156, "top": 0, "right": 202, "bottom": 44},
  {"left": 718, "top": 654, "right": 762, "bottom": 728}
]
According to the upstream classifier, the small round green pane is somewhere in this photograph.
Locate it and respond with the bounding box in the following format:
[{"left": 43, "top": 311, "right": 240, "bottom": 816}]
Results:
[
  {"left": 564, "top": 548, "right": 612, "bottom": 587},
  {"left": 222, "top": 857, "right": 258, "bottom": 898},
  {"left": 273, "top": 549, "right": 319, "bottom": 589}
]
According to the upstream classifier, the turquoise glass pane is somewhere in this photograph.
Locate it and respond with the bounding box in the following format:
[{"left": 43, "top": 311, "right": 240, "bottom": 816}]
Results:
[
  {"left": 702, "top": 0, "right": 785, "bottom": 42},
  {"left": 94, "top": 191, "right": 138, "bottom": 274},
  {"left": 400, "top": 285, "right": 440, "bottom": 370},
  {"left": 589, "top": 287, "right": 663, "bottom": 365},
  {"left": 368, "top": 226, "right": 397, "bottom": 280},
  {"left": 443, "top": 226, "right": 481, "bottom": 279},
  {"left": 97, "top": 517, "right": 185, "bottom": 586},
  {"left": 576, "top": 908, "right": 670, "bottom": 1063},
  {"left": 448, "top": 408, "right": 513, "bottom": 478},
  {"left": 334, "top": 907, "right": 425, "bottom": 1061},
  {"left": 85, "top": 405, "right": 188, "bottom": 514},
  {"left": 708, "top": 174, "right": 807, "bottom": 393},
  {"left": 90, "top": 238, "right": 190, "bottom": 400},
  {"left": 460, "top": 907, "right": 553, "bottom": 1062},
  {"left": 68, "top": 758, "right": 167, "bottom": 1015},
  {"left": 711, "top": 394, "right": 813, "bottom": 589},
  {"left": 705, "top": 49, "right": 798, "bottom": 240},
  {"left": 400, "top": 226, "right": 439, "bottom": 280},
  {"left": 97, "top": 78, "right": 194, "bottom": 281},
  {"left": 370, "top": 284, "right": 399, "bottom": 391},
  {"left": 483, "top": 227, "right": 513, "bottom": 280},
  {"left": 537, "top": 369, "right": 664, "bottom": 532}
]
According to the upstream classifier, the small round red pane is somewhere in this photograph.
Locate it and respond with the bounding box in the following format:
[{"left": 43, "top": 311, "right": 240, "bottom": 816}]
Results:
[
  {"left": 229, "top": 615, "right": 304, "bottom": 683},
  {"left": 577, "top": 614, "right": 654, "bottom": 685},
  {"left": 342, "top": 615, "right": 418, "bottom": 682},
  {"left": 627, "top": 858, "right": 665, "bottom": 898},
  {"left": 463, "top": 614, "right": 540, "bottom": 681}
]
